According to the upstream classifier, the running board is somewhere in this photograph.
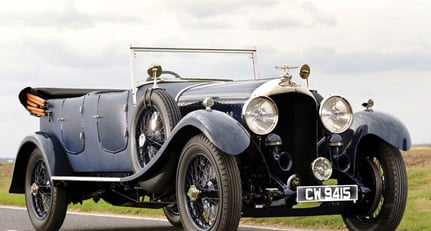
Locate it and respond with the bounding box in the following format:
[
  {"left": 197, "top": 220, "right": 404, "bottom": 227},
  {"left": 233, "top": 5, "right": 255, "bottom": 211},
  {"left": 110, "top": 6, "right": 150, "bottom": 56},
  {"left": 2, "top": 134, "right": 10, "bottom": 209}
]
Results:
[{"left": 51, "top": 176, "right": 123, "bottom": 183}]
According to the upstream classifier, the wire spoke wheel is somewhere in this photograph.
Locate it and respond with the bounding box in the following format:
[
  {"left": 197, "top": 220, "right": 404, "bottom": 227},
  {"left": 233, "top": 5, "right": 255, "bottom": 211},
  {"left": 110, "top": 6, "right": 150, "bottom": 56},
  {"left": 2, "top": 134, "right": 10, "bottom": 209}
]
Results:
[
  {"left": 25, "top": 149, "right": 68, "bottom": 231},
  {"left": 30, "top": 160, "right": 52, "bottom": 219},
  {"left": 131, "top": 89, "right": 181, "bottom": 170},
  {"left": 185, "top": 155, "right": 220, "bottom": 229},
  {"left": 176, "top": 134, "right": 241, "bottom": 231},
  {"left": 135, "top": 107, "right": 165, "bottom": 167},
  {"left": 342, "top": 142, "right": 407, "bottom": 231}
]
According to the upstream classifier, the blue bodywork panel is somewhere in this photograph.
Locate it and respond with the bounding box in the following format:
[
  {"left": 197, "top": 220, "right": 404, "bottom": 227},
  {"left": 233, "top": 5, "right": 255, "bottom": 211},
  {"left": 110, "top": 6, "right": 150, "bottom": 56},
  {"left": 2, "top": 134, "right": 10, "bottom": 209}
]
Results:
[{"left": 348, "top": 110, "right": 411, "bottom": 152}]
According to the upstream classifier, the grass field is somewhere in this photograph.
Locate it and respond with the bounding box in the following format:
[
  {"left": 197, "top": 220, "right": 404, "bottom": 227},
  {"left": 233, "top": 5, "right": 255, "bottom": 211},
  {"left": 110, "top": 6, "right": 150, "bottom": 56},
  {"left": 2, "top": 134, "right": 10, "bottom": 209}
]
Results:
[{"left": 1, "top": 146, "right": 430, "bottom": 230}]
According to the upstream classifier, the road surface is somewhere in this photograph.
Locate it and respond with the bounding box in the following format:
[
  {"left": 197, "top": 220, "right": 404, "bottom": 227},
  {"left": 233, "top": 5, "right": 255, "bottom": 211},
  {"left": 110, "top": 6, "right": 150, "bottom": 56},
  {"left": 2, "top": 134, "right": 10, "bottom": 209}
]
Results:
[{"left": 0, "top": 206, "right": 301, "bottom": 231}]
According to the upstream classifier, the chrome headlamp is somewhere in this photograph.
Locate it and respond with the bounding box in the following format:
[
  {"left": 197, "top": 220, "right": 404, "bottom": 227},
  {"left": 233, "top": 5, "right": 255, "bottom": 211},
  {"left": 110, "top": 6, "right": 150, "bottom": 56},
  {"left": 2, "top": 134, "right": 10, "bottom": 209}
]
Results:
[
  {"left": 242, "top": 96, "right": 278, "bottom": 135},
  {"left": 319, "top": 95, "right": 353, "bottom": 134}
]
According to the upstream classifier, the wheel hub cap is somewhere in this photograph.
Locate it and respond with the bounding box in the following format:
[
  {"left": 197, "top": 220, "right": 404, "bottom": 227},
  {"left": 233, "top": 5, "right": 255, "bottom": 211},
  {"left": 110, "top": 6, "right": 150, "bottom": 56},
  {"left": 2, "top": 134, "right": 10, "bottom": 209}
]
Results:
[
  {"left": 149, "top": 112, "right": 159, "bottom": 131},
  {"left": 187, "top": 185, "right": 201, "bottom": 202},
  {"left": 30, "top": 182, "right": 39, "bottom": 196},
  {"left": 138, "top": 133, "right": 146, "bottom": 148}
]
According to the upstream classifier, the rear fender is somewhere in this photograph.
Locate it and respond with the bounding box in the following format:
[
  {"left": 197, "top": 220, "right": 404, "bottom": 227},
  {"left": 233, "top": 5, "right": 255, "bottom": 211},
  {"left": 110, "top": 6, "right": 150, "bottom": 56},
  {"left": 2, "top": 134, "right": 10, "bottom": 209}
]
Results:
[
  {"left": 345, "top": 110, "right": 411, "bottom": 155},
  {"left": 9, "top": 132, "right": 72, "bottom": 193}
]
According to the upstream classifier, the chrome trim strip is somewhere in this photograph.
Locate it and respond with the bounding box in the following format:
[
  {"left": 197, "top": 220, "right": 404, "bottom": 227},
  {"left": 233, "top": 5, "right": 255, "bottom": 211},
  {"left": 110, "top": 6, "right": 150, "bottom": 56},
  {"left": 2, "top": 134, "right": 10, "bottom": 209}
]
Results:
[
  {"left": 51, "top": 176, "right": 122, "bottom": 182},
  {"left": 129, "top": 47, "right": 257, "bottom": 54},
  {"left": 129, "top": 48, "right": 138, "bottom": 106}
]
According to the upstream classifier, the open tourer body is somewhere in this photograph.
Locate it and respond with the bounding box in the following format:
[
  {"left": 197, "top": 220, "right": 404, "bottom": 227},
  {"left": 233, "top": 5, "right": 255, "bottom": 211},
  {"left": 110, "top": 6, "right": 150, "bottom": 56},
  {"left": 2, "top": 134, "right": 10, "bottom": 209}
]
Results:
[{"left": 10, "top": 47, "right": 410, "bottom": 231}]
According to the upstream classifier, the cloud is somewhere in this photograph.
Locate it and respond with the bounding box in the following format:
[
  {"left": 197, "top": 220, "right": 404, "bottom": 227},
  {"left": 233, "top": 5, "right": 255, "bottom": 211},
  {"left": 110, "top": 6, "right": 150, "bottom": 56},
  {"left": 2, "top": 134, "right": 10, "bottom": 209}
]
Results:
[
  {"left": 0, "top": 0, "right": 142, "bottom": 29},
  {"left": 30, "top": 40, "right": 126, "bottom": 68},
  {"left": 169, "top": 0, "right": 336, "bottom": 31},
  {"left": 167, "top": 0, "right": 276, "bottom": 18},
  {"left": 0, "top": 1, "right": 92, "bottom": 28},
  {"left": 248, "top": 0, "right": 337, "bottom": 30},
  {"left": 169, "top": 0, "right": 293, "bottom": 30},
  {"left": 305, "top": 47, "right": 431, "bottom": 74}
]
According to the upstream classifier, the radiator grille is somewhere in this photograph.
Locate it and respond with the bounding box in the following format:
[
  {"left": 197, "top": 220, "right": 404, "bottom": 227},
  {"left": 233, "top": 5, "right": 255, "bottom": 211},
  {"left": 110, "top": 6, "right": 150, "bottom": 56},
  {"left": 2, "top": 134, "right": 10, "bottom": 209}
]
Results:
[{"left": 271, "top": 93, "right": 318, "bottom": 183}]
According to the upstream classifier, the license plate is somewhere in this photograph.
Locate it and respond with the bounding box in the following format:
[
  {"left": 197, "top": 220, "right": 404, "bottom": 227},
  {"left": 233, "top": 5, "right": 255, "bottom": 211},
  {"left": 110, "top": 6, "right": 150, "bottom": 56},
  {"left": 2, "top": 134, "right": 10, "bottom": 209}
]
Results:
[{"left": 297, "top": 185, "right": 358, "bottom": 203}]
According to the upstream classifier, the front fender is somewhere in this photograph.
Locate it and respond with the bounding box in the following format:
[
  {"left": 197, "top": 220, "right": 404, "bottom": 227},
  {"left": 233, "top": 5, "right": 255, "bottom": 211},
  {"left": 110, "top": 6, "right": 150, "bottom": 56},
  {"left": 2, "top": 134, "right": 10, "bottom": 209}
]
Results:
[
  {"left": 122, "top": 109, "right": 250, "bottom": 183},
  {"left": 171, "top": 109, "right": 251, "bottom": 155},
  {"left": 9, "top": 132, "right": 72, "bottom": 193},
  {"left": 346, "top": 110, "right": 411, "bottom": 152}
]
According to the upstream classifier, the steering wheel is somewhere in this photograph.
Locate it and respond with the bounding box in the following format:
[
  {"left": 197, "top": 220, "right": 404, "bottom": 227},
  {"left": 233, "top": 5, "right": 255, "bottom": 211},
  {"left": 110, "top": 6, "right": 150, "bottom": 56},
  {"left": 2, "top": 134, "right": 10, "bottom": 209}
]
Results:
[
  {"left": 161, "top": 70, "right": 181, "bottom": 78},
  {"left": 147, "top": 70, "right": 181, "bottom": 81}
]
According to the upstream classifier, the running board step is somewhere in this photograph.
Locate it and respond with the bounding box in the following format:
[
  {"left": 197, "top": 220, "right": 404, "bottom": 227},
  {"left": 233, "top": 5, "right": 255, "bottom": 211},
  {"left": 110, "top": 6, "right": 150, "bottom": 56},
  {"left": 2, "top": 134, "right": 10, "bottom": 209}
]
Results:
[{"left": 51, "top": 176, "right": 123, "bottom": 183}]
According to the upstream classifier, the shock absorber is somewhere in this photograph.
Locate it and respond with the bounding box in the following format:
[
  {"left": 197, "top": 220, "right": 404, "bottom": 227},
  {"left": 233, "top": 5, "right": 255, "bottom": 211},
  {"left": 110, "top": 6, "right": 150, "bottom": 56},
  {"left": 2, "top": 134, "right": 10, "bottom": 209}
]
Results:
[{"left": 327, "top": 134, "right": 350, "bottom": 172}]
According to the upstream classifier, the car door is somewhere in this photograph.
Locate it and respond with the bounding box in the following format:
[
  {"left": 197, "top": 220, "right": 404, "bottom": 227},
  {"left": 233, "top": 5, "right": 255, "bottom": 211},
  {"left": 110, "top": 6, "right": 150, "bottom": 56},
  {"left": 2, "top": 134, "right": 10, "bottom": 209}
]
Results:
[
  {"left": 96, "top": 90, "right": 130, "bottom": 153},
  {"left": 61, "top": 96, "right": 85, "bottom": 154}
]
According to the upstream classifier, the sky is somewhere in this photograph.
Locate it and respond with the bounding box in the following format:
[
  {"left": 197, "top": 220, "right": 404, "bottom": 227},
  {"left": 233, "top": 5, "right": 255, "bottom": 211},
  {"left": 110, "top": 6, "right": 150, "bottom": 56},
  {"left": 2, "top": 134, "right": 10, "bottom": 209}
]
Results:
[{"left": 0, "top": 0, "right": 430, "bottom": 158}]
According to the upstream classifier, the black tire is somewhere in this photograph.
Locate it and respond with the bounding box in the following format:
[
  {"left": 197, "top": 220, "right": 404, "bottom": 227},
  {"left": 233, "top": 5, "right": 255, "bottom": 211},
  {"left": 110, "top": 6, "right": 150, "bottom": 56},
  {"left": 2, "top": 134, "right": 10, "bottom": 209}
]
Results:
[
  {"left": 163, "top": 203, "right": 182, "bottom": 227},
  {"left": 176, "top": 134, "right": 242, "bottom": 231},
  {"left": 25, "top": 149, "right": 68, "bottom": 231},
  {"left": 131, "top": 88, "right": 181, "bottom": 171},
  {"left": 342, "top": 142, "right": 407, "bottom": 231}
]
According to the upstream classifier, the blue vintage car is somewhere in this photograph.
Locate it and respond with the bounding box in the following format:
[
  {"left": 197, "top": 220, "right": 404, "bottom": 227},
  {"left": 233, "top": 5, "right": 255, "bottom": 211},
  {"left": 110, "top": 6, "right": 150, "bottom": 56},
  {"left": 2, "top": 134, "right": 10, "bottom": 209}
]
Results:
[{"left": 10, "top": 47, "right": 410, "bottom": 231}]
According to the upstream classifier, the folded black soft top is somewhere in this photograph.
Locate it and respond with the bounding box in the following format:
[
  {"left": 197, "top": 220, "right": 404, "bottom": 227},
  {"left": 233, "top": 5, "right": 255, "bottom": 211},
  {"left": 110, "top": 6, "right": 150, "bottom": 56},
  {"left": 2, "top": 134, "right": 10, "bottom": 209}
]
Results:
[
  {"left": 18, "top": 87, "right": 117, "bottom": 109},
  {"left": 27, "top": 87, "right": 104, "bottom": 98}
]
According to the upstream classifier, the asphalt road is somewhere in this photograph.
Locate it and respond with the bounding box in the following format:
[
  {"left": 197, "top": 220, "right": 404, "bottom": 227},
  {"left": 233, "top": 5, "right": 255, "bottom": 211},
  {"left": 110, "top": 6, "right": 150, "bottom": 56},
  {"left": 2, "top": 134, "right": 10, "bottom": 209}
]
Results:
[{"left": 0, "top": 206, "right": 300, "bottom": 231}]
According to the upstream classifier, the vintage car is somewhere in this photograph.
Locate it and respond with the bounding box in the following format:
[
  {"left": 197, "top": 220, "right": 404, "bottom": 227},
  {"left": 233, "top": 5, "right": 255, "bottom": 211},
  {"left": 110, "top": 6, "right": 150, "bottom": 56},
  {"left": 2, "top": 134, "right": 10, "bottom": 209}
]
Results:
[{"left": 10, "top": 47, "right": 410, "bottom": 231}]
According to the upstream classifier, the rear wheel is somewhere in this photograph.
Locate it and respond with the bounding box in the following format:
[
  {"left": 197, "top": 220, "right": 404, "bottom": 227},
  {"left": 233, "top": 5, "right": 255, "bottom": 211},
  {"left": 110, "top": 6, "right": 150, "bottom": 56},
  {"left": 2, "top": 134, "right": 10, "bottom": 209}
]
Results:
[
  {"left": 25, "top": 149, "right": 68, "bottom": 231},
  {"left": 342, "top": 142, "right": 407, "bottom": 231},
  {"left": 176, "top": 134, "right": 242, "bottom": 231}
]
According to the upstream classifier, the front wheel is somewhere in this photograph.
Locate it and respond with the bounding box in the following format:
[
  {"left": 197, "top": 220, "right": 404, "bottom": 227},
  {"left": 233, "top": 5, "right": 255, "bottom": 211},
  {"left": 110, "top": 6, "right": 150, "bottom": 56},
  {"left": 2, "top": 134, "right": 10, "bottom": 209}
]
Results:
[
  {"left": 176, "top": 134, "right": 242, "bottom": 231},
  {"left": 25, "top": 149, "right": 68, "bottom": 231},
  {"left": 342, "top": 142, "right": 408, "bottom": 231}
]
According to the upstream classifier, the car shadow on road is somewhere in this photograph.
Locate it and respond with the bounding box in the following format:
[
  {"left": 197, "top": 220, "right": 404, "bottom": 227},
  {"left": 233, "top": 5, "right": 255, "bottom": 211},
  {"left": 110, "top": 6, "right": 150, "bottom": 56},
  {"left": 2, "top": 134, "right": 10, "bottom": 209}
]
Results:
[{"left": 60, "top": 226, "right": 183, "bottom": 231}]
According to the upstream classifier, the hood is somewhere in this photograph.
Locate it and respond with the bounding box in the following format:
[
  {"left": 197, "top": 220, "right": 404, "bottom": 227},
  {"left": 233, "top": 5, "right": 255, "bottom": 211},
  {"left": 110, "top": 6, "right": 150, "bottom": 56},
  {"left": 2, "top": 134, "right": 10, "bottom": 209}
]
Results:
[
  {"left": 177, "top": 78, "right": 317, "bottom": 106},
  {"left": 177, "top": 79, "right": 269, "bottom": 105}
]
